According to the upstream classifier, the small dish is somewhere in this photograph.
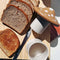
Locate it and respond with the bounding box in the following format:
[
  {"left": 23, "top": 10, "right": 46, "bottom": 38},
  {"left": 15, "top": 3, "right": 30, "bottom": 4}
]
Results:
[{"left": 26, "top": 39, "right": 48, "bottom": 60}]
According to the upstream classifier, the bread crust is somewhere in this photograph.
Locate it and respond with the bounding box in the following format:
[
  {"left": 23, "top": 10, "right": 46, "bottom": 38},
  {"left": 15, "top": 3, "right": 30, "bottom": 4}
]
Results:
[
  {"left": 1, "top": 5, "right": 29, "bottom": 34},
  {"left": 0, "top": 29, "right": 20, "bottom": 57},
  {"left": 29, "top": 0, "right": 39, "bottom": 6},
  {"left": 16, "top": 0, "right": 33, "bottom": 13},
  {"left": 9, "top": 0, "right": 33, "bottom": 22},
  {"left": 8, "top": 0, "right": 33, "bottom": 13},
  {"left": 20, "top": 0, "right": 34, "bottom": 12}
]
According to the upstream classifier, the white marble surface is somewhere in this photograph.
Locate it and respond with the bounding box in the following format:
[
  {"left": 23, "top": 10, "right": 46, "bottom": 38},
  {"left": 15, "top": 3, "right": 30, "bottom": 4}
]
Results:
[
  {"left": 51, "top": 36, "right": 60, "bottom": 60},
  {"left": 51, "top": 0, "right": 60, "bottom": 60}
]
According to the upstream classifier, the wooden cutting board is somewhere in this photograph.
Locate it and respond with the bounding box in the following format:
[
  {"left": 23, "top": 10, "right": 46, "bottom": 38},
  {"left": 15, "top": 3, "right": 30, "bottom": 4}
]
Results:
[{"left": 0, "top": 0, "right": 50, "bottom": 59}]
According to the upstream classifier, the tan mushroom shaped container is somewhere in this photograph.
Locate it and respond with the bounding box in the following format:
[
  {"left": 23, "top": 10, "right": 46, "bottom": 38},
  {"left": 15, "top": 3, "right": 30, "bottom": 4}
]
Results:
[{"left": 34, "top": 7, "right": 59, "bottom": 25}]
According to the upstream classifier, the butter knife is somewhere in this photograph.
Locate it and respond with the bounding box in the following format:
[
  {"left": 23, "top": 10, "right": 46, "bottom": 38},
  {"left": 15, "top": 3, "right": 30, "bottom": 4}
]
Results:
[{"left": 13, "top": 28, "right": 31, "bottom": 60}]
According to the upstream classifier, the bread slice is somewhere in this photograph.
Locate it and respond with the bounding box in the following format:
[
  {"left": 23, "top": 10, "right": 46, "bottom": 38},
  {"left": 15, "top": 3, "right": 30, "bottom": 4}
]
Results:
[
  {"left": 30, "top": 0, "right": 39, "bottom": 6},
  {"left": 21, "top": 0, "right": 34, "bottom": 12},
  {"left": 1, "top": 5, "right": 28, "bottom": 34},
  {"left": 0, "top": 29, "right": 20, "bottom": 57},
  {"left": 10, "top": 0, "right": 32, "bottom": 22}
]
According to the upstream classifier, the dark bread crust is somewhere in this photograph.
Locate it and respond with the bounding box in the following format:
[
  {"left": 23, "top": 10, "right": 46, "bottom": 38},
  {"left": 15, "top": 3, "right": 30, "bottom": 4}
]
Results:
[
  {"left": 0, "top": 29, "right": 20, "bottom": 57},
  {"left": 1, "top": 5, "right": 29, "bottom": 34}
]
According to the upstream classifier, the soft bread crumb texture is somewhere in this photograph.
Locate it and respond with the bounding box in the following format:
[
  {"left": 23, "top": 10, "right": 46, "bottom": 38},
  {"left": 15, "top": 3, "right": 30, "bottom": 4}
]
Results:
[
  {"left": 10, "top": 0, "right": 32, "bottom": 21},
  {"left": 21, "top": 0, "right": 34, "bottom": 11},
  {"left": 2, "top": 6, "right": 28, "bottom": 33},
  {"left": 0, "top": 29, "right": 20, "bottom": 56}
]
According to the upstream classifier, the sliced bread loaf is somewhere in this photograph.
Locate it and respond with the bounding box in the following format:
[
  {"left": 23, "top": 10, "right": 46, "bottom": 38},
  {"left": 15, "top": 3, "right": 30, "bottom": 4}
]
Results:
[
  {"left": 30, "top": 0, "right": 39, "bottom": 6},
  {"left": 0, "top": 29, "right": 20, "bottom": 57},
  {"left": 20, "top": 0, "right": 34, "bottom": 12},
  {"left": 1, "top": 5, "right": 28, "bottom": 34},
  {"left": 10, "top": 0, "right": 32, "bottom": 22}
]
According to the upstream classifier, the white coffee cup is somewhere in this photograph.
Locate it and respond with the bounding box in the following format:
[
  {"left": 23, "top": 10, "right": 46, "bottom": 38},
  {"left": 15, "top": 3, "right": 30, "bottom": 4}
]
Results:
[
  {"left": 30, "top": 16, "right": 50, "bottom": 34},
  {"left": 26, "top": 39, "right": 48, "bottom": 60}
]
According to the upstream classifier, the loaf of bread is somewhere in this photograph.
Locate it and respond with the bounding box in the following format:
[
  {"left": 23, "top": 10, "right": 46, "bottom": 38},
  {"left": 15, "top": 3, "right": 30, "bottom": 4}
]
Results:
[
  {"left": 30, "top": 0, "right": 39, "bottom": 6},
  {"left": 1, "top": 5, "right": 28, "bottom": 34},
  {"left": 21, "top": 0, "right": 34, "bottom": 12},
  {"left": 0, "top": 29, "right": 20, "bottom": 57},
  {"left": 10, "top": 0, "right": 32, "bottom": 22},
  {"left": 21, "top": 0, "right": 39, "bottom": 7}
]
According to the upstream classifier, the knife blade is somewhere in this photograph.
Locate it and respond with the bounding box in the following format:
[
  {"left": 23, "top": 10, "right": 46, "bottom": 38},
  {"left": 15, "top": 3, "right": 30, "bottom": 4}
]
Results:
[{"left": 12, "top": 28, "right": 31, "bottom": 60}]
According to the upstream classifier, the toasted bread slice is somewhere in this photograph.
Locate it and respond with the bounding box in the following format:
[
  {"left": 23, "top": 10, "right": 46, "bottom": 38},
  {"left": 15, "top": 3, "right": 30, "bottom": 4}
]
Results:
[{"left": 0, "top": 29, "right": 20, "bottom": 57}]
